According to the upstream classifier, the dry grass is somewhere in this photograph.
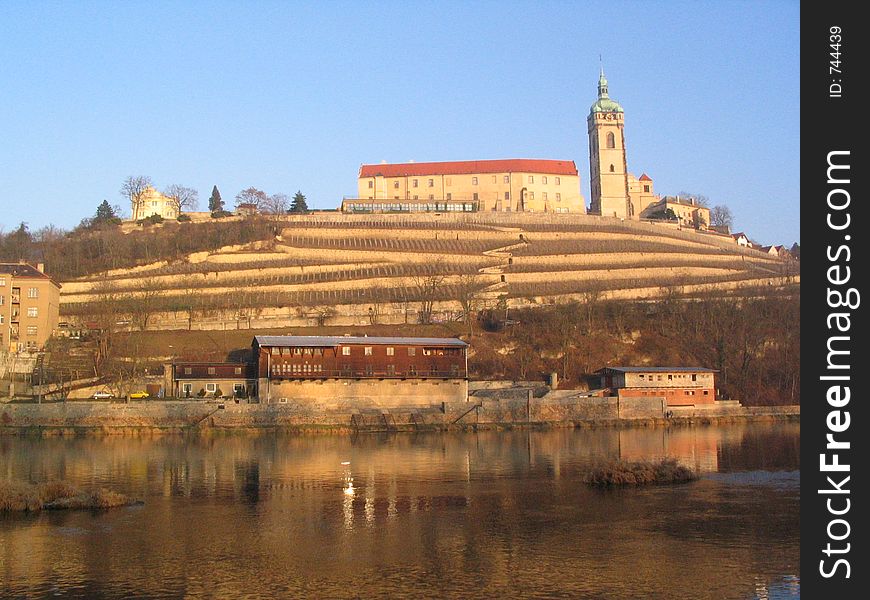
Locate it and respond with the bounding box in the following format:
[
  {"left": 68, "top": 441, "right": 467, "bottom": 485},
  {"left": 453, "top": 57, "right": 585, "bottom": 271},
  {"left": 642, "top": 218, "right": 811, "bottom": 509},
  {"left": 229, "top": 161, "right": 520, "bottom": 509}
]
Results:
[
  {"left": 585, "top": 458, "right": 698, "bottom": 487},
  {"left": 0, "top": 480, "right": 137, "bottom": 512}
]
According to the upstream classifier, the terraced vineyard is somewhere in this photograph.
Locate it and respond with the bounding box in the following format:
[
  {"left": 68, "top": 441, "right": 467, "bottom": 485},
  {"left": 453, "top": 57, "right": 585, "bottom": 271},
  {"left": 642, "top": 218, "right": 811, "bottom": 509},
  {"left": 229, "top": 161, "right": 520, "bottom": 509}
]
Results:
[{"left": 58, "top": 213, "right": 798, "bottom": 331}]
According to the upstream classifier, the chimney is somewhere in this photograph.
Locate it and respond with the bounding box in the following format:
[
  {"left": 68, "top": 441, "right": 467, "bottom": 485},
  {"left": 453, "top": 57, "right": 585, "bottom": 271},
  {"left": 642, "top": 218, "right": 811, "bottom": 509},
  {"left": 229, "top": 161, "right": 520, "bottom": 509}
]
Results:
[{"left": 37, "top": 262, "right": 45, "bottom": 273}]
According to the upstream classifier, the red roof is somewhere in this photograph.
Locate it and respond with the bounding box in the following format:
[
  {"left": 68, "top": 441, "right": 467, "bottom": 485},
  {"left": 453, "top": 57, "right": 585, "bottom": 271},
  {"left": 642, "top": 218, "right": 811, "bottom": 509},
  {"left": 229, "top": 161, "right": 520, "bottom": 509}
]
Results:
[
  {"left": 639, "top": 173, "right": 652, "bottom": 181},
  {"left": 359, "top": 159, "right": 577, "bottom": 178}
]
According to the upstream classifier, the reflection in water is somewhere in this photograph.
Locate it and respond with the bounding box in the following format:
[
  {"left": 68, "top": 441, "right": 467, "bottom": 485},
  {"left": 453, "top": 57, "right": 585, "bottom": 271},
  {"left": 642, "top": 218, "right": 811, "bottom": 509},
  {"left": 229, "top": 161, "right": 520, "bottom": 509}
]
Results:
[{"left": 0, "top": 423, "right": 799, "bottom": 599}]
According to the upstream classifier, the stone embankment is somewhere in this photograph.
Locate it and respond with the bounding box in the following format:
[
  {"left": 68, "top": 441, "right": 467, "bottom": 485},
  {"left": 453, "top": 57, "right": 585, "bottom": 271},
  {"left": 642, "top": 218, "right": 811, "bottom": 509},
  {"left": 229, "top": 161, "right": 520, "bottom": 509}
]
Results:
[{"left": 1, "top": 395, "right": 799, "bottom": 435}]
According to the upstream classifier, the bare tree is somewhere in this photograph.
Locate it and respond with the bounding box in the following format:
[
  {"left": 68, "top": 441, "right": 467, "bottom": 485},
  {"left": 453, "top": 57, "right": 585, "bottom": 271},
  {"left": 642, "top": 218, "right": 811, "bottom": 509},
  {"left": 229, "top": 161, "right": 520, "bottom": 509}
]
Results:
[
  {"left": 455, "top": 272, "right": 483, "bottom": 336},
  {"left": 164, "top": 184, "right": 199, "bottom": 215},
  {"left": 261, "top": 193, "right": 289, "bottom": 214},
  {"left": 235, "top": 187, "right": 269, "bottom": 209},
  {"left": 411, "top": 260, "right": 447, "bottom": 325},
  {"left": 710, "top": 205, "right": 734, "bottom": 230},
  {"left": 122, "top": 175, "right": 153, "bottom": 219},
  {"left": 126, "top": 278, "right": 162, "bottom": 331}
]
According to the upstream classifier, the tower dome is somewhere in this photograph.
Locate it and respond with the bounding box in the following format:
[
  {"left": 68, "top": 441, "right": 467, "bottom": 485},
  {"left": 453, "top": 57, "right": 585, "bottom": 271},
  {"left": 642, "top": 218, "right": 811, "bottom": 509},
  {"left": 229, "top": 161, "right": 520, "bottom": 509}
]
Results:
[{"left": 589, "top": 68, "right": 624, "bottom": 114}]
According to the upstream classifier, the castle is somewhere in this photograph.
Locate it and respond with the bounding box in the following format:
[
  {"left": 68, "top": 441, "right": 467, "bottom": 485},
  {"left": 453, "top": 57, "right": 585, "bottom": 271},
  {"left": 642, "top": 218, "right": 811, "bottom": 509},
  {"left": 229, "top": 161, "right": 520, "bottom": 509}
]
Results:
[{"left": 349, "top": 69, "right": 709, "bottom": 227}]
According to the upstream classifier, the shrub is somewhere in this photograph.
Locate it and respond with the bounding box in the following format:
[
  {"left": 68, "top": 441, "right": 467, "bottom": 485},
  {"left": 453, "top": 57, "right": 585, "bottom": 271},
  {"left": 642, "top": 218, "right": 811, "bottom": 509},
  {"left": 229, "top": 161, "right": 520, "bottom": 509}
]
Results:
[
  {"left": 211, "top": 210, "right": 233, "bottom": 219},
  {"left": 214, "top": 387, "right": 223, "bottom": 398},
  {"left": 586, "top": 458, "right": 698, "bottom": 487},
  {"left": 176, "top": 214, "right": 192, "bottom": 222}
]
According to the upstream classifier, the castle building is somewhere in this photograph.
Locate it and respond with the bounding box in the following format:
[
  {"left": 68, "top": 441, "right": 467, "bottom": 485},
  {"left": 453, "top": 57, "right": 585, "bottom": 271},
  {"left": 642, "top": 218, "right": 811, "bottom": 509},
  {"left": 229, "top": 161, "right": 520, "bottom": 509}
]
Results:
[
  {"left": 587, "top": 69, "right": 662, "bottom": 221},
  {"left": 131, "top": 186, "right": 178, "bottom": 221},
  {"left": 349, "top": 159, "right": 585, "bottom": 213},
  {"left": 0, "top": 262, "right": 61, "bottom": 353}
]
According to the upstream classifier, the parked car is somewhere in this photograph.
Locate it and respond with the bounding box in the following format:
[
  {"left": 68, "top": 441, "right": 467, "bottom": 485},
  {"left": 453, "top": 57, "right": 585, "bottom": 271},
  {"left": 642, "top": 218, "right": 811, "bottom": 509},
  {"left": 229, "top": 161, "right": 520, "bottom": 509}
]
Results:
[
  {"left": 129, "top": 391, "right": 150, "bottom": 399},
  {"left": 92, "top": 391, "right": 113, "bottom": 399}
]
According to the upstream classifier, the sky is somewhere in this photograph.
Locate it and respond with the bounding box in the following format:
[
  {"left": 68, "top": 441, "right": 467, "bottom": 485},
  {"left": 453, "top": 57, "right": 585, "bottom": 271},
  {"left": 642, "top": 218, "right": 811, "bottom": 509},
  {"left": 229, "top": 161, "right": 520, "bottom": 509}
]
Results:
[{"left": 0, "top": 0, "right": 799, "bottom": 245}]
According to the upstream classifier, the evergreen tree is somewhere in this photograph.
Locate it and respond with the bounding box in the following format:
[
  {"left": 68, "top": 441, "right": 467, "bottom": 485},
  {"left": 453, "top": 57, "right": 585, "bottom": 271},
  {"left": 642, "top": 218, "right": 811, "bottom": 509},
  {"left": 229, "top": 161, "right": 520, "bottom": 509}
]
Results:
[
  {"left": 208, "top": 185, "right": 224, "bottom": 212},
  {"left": 290, "top": 190, "right": 308, "bottom": 213},
  {"left": 94, "top": 200, "right": 120, "bottom": 224}
]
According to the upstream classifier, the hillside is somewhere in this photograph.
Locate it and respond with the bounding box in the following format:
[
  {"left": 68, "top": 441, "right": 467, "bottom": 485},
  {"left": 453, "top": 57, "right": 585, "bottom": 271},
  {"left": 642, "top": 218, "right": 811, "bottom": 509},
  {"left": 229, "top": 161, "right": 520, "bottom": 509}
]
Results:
[{"left": 52, "top": 212, "right": 798, "bottom": 331}]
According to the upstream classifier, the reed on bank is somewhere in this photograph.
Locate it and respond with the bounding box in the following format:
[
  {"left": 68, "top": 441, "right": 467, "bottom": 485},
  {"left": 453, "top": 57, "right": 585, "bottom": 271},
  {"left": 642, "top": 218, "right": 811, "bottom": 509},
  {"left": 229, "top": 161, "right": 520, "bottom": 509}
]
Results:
[
  {"left": 0, "top": 480, "right": 138, "bottom": 512},
  {"left": 586, "top": 457, "right": 698, "bottom": 486}
]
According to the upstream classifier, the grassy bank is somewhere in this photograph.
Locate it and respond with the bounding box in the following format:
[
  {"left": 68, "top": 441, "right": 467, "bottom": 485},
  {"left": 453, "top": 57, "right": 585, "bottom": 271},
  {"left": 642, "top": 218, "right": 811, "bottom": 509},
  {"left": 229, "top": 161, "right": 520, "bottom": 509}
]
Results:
[
  {"left": 0, "top": 481, "right": 139, "bottom": 512},
  {"left": 586, "top": 458, "right": 698, "bottom": 486}
]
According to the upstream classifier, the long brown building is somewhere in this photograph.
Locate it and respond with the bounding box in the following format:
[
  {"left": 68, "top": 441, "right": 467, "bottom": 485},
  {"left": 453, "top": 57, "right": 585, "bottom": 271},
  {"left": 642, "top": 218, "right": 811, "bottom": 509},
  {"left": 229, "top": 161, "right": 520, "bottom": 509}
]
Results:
[
  {"left": 253, "top": 335, "right": 469, "bottom": 406},
  {"left": 0, "top": 262, "right": 61, "bottom": 353}
]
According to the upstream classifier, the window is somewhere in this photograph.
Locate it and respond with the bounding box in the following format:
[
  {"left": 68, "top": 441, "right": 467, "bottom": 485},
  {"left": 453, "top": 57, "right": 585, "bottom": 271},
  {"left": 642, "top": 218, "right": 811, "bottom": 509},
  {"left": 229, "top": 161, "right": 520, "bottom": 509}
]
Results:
[
  {"left": 393, "top": 181, "right": 400, "bottom": 189},
  {"left": 234, "top": 383, "right": 245, "bottom": 395},
  {"left": 503, "top": 175, "right": 509, "bottom": 184},
  {"left": 445, "top": 177, "right": 452, "bottom": 186},
  {"left": 27, "top": 307, "right": 38, "bottom": 317},
  {"left": 342, "top": 346, "right": 351, "bottom": 356},
  {"left": 528, "top": 191, "right": 534, "bottom": 200},
  {"left": 386, "top": 365, "right": 396, "bottom": 376},
  {"left": 182, "top": 383, "right": 192, "bottom": 396},
  {"left": 473, "top": 192, "right": 479, "bottom": 201},
  {"left": 504, "top": 192, "right": 510, "bottom": 200},
  {"left": 184, "top": 367, "right": 192, "bottom": 375},
  {"left": 413, "top": 179, "right": 418, "bottom": 188},
  {"left": 446, "top": 193, "right": 452, "bottom": 201},
  {"left": 208, "top": 367, "right": 216, "bottom": 375},
  {"left": 206, "top": 383, "right": 217, "bottom": 392},
  {"left": 386, "top": 347, "right": 394, "bottom": 356},
  {"left": 491, "top": 175, "right": 497, "bottom": 184},
  {"left": 668, "top": 374, "right": 673, "bottom": 380},
  {"left": 0, "top": 277, "right": 5, "bottom": 286},
  {"left": 409, "top": 365, "right": 417, "bottom": 376},
  {"left": 542, "top": 192, "right": 548, "bottom": 202},
  {"left": 528, "top": 175, "right": 534, "bottom": 184},
  {"left": 542, "top": 176, "right": 548, "bottom": 184},
  {"left": 365, "top": 364, "right": 374, "bottom": 376},
  {"left": 364, "top": 346, "right": 373, "bottom": 356},
  {"left": 0, "top": 315, "right": 4, "bottom": 324},
  {"left": 428, "top": 179, "right": 434, "bottom": 187},
  {"left": 413, "top": 195, "right": 419, "bottom": 200},
  {"left": 235, "top": 367, "right": 243, "bottom": 375},
  {"left": 555, "top": 177, "right": 561, "bottom": 185},
  {"left": 27, "top": 326, "right": 38, "bottom": 336},
  {"left": 429, "top": 194, "right": 434, "bottom": 200},
  {"left": 28, "top": 287, "right": 38, "bottom": 298},
  {"left": 152, "top": 201, "right": 158, "bottom": 207},
  {"left": 609, "top": 164, "right": 615, "bottom": 173},
  {"left": 644, "top": 185, "right": 650, "bottom": 193},
  {"left": 407, "top": 347, "right": 416, "bottom": 356},
  {"left": 368, "top": 180, "right": 373, "bottom": 189},
  {"left": 472, "top": 177, "right": 478, "bottom": 185},
  {"left": 606, "top": 132, "right": 615, "bottom": 148}
]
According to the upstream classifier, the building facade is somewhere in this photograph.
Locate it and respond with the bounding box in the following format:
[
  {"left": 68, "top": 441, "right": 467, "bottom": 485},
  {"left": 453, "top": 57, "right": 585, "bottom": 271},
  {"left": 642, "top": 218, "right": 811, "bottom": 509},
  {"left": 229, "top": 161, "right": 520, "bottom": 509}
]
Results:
[
  {"left": 640, "top": 197, "right": 711, "bottom": 230},
  {"left": 0, "top": 262, "right": 61, "bottom": 353},
  {"left": 166, "top": 362, "right": 258, "bottom": 399},
  {"left": 131, "top": 186, "right": 178, "bottom": 221},
  {"left": 598, "top": 366, "right": 718, "bottom": 406},
  {"left": 351, "top": 159, "right": 584, "bottom": 214},
  {"left": 253, "top": 335, "right": 469, "bottom": 406}
]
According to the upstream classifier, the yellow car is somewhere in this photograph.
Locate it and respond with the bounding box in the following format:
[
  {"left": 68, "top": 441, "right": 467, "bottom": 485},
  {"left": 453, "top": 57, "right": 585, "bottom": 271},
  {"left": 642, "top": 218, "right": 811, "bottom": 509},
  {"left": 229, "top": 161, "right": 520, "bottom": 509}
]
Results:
[{"left": 129, "top": 391, "right": 150, "bottom": 399}]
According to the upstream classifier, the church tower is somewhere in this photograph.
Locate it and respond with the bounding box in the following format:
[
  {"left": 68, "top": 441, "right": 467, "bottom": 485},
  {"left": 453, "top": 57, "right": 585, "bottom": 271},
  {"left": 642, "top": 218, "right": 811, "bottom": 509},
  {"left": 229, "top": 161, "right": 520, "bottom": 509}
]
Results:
[{"left": 587, "top": 68, "right": 630, "bottom": 218}]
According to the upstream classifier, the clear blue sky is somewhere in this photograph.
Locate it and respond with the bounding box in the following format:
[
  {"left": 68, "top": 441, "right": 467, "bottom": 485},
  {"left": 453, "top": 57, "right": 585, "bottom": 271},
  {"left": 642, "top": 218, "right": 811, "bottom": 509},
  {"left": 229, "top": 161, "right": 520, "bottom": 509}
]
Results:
[{"left": 0, "top": 0, "right": 799, "bottom": 245}]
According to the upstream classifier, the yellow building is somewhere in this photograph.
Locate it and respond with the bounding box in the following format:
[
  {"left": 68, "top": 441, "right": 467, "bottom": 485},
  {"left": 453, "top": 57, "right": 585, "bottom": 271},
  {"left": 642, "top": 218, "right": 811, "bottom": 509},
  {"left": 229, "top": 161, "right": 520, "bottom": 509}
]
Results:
[
  {"left": 349, "top": 158, "right": 584, "bottom": 213},
  {"left": 641, "top": 196, "right": 711, "bottom": 230},
  {"left": 131, "top": 186, "right": 178, "bottom": 221},
  {"left": 0, "top": 262, "right": 61, "bottom": 353}
]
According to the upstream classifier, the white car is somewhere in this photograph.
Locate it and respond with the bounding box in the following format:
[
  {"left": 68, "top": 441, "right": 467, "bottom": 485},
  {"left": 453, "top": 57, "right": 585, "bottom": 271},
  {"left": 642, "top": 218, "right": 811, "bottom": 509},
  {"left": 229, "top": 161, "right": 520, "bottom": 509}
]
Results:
[{"left": 92, "top": 391, "right": 113, "bottom": 399}]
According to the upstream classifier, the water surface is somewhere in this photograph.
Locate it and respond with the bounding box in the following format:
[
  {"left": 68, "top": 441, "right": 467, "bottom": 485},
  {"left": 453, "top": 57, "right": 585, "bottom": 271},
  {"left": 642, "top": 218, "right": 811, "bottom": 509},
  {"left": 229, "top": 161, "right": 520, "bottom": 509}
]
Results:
[{"left": 1, "top": 423, "right": 800, "bottom": 599}]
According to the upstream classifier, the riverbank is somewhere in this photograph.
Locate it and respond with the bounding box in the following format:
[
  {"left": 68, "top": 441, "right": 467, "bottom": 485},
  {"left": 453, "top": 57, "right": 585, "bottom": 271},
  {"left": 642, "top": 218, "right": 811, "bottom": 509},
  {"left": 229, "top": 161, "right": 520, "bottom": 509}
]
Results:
[{"left": 0, "top": 399, "right": 799, "bottom": 436}]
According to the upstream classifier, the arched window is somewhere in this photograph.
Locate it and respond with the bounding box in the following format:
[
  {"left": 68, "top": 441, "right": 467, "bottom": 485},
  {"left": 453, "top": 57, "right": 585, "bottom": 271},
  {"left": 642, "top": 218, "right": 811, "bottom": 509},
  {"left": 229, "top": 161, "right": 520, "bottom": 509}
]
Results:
[
  {"left": 609, "top": 164, "right": 615, "bottom": 173},
  {"left": 606, "top": 132, "right": 615, "bottom": 149}
]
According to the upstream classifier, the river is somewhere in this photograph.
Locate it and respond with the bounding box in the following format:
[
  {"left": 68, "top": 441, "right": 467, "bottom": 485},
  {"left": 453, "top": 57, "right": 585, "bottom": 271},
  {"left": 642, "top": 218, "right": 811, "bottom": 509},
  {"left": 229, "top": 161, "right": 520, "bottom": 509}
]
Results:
[{"left": 1, "top": 422, "right": 799, "bottom": 599}]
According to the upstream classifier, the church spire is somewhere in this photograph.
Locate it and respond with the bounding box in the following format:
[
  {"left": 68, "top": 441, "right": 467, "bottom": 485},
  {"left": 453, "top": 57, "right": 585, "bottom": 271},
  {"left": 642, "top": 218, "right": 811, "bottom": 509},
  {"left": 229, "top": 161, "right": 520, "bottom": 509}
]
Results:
[{"left": 598, "top": 64, "right": 609, "bottom": 98}]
